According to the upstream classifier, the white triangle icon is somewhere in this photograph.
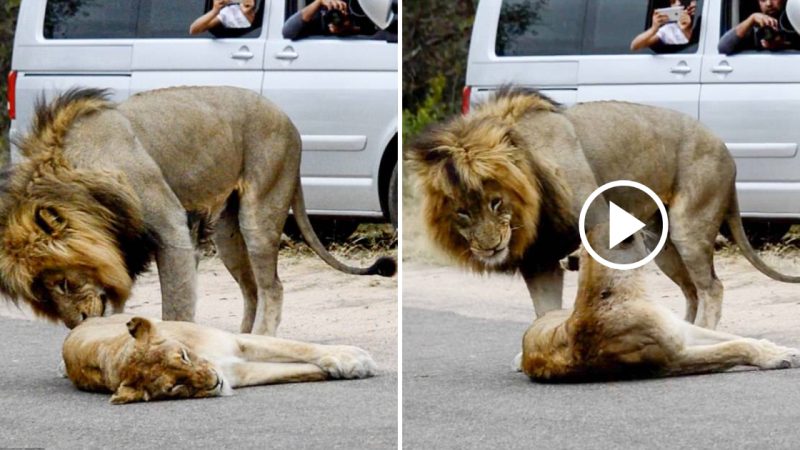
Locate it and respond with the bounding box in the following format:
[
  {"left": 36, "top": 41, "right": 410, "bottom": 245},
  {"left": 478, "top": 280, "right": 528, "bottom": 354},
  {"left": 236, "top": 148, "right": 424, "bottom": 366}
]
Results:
[{"left": 609, "top": 202, "right": 646, "bottom": 248}]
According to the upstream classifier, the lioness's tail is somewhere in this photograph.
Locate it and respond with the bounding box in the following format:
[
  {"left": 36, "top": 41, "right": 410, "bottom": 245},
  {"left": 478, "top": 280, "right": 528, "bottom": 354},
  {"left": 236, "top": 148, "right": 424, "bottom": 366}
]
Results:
[
  {"left": 725, "top": 190, "right": 800, "bottom": 282},
  {"left": 290, "top": 186, "right": 396, "bottom": 277}
]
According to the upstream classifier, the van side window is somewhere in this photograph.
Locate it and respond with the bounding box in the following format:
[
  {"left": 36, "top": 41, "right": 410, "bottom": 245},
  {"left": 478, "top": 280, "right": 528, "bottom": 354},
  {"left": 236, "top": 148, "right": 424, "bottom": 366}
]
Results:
[
  {"left": 44, "top": 0, "right": 139, "bottom": 39},
  {"left": 631, "top": 0, "right": 703, "bottom": 54},
  {"left": 138, "top": 0, "right": 216, "bottom": 38},
  {"left": 583, "top": 0, "right": 650, "bottom": 54},
  {"left": 718, "top": 0, "right": 800, "bottom": 54},
  {"left": 495, "top": 0, "right": 587, "bottom": 56},
  {"left": 282, "top": 0, "right": 395, "bottom": 41}
]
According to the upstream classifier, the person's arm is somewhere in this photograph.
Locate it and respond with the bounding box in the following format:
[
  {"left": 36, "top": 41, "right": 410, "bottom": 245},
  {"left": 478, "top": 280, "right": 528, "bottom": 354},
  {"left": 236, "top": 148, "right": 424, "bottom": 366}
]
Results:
[
  {"left": 677, "top": 3, "right": 696, "bottom": 40},
  {"left": 631, "top": 11, "right": 668, "bottom": 51},
  {"left": 282, "top": 0, "right": 347, "bottom": 39},
  {"left": 189, "top": 0, "right": 227, "bottom": 35},
  {"left": 717, "top": 27, "right": 743, "bottom": 54}
]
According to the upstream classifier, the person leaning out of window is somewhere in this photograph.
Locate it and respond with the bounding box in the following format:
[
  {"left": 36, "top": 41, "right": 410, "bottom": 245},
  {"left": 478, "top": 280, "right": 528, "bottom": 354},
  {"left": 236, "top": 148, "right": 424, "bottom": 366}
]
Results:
[
  {"left": 282, "top": 0, "right": 368, "bottom": 39},
  {"left": 631, "top": 0, "right": 697, "bottom": 51},
  {"left": 189, "top": 0, "right": 257, "bottom": 35},
  {"left": 718, "top": 0, "right": 800, "bottom": 54}
]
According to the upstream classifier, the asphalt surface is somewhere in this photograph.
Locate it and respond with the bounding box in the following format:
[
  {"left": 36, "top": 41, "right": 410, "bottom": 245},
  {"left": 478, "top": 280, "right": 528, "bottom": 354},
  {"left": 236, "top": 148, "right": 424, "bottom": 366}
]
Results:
[
  {"left": 403, "top": 307, "right": 800, "bottom": 450},
  {"left": 0, "top": 317, "right": 396, "bottom": 449}
]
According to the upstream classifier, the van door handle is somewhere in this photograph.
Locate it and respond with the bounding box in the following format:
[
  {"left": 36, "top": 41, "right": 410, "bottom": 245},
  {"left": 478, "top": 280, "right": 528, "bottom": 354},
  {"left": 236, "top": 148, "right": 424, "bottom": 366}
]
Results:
[
  {"left": 670, "top": 62, "right": 691, "bottom": 74},
  {"left": 711, "top": 62, "right": 733, "bottom": 74},
  {"left": 231, "top": 47, "right": 254, "bottom": 60},
  {"left": 275, "top": 48, "right": 299, "bottom": 60}
]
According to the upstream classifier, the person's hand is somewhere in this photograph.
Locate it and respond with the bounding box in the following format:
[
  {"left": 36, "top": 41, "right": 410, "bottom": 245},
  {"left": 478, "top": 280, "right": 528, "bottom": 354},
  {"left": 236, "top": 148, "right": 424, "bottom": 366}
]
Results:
[
  {"left": 678, "top": 9, "right": 693, "bottom": 32},
  {"left": 212, "top": 0, "right": 229, "bottom": 13},
  {"left": 321, "top": 0, "right": 348, "bottom": 13},
  {"left": 751, "top": 12, "right": 779, "bottom": 30},
  {"left": 651, "top": 11, "right": 669, "bottom": 30},
  {"left": 241, "top": 0, "right": 256, "bottom": 15}
]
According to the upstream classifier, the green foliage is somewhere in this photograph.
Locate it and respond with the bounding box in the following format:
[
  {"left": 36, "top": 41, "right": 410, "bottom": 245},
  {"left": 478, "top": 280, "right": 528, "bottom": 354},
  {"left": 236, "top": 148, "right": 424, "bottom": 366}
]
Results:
[
  {"left": 402, "top": 75, "right": 448, "bottom": 144},
  {"left": 402, "top": 0, "right": 476, "bottom": 121}
]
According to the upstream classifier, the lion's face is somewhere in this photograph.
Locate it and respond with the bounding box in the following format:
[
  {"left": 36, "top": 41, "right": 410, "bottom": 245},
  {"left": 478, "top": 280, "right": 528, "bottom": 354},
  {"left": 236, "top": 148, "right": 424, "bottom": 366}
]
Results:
[
  {"left": 450, "top": 183, "right": 515, "bottom": 267},
  {"left": 32, "top": 267, "right": 119, "bottom": 329},
  {"left": 111, "top": 318, "right": 225, "bottom": 404}
]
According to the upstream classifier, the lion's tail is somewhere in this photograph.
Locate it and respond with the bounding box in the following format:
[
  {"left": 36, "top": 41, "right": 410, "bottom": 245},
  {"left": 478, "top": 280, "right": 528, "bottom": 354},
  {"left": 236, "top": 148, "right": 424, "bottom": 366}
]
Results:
[
  {"left": 290, "top": 186, "right": 396, "bottom": 277},
  {"left": 725, "top": 189, "right": 800, "bottom": 282}
]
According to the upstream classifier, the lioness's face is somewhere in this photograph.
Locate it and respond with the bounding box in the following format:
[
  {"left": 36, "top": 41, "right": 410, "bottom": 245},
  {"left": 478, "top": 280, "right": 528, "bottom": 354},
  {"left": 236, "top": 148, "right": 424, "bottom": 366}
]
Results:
[
  {"left": 451, "top": 184, "right": 513, "bottom": 267},
  {"left": 32, "top": 268, "right": 116, "bottom": 329},
  {"left": 111, "top": 318, "right": 224, "bottom": 404}
]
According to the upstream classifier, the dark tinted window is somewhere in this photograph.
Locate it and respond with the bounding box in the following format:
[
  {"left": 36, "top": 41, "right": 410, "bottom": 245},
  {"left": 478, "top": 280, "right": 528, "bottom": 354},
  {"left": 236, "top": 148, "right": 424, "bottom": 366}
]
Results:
[
  {"left": 44, "top": 0, "right": 139, "bottom": 39},
  {"left": 583, "top": 0, "right": 648, "bottom": 54},
  {"left": 44, "top": 0, "right": 264, "bottom": 39},
  {"left": 137, "top": 0, "right": 207, "bottom": 38},
  {"left": 495, "top": 0, "right": 587, "bottom": 56}
]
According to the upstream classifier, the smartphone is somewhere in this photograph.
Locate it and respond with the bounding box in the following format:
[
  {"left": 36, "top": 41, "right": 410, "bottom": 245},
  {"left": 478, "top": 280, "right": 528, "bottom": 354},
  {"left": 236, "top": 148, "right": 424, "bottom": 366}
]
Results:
[{"left": 655, "top": 6, "right": 684, "bottom": 22}]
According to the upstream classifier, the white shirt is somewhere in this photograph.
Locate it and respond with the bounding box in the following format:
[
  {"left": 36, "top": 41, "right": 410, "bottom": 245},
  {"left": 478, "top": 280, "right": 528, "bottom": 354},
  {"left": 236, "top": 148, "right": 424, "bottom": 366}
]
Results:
[
  {"left": 657, "top": 22, "right": 689, "bottom": 45},
  {"left": 218, "top": 4, "right": 252, "bottom": 29}
]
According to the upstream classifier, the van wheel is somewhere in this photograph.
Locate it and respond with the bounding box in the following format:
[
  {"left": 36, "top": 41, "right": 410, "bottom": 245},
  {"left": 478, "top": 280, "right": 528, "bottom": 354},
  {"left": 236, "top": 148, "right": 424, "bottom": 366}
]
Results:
[
  {"left": 388, "top": 163, "right": 398, "bottom": 230},
  {"left": 283, "top": 217, "right": 359, "bottom": 246}
]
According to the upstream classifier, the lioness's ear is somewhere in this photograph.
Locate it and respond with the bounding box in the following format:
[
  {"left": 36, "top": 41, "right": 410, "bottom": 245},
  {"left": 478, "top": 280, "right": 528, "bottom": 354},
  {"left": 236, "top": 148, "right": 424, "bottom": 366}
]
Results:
[
  {"left": 127, "top": 317, "right": 155, "bottom": 341},
  {"left": 34, "top": 206, "right": 66, "bottom": 235},
  {"left": 110, "top": 384, "right": 146, "bottom": 404}
]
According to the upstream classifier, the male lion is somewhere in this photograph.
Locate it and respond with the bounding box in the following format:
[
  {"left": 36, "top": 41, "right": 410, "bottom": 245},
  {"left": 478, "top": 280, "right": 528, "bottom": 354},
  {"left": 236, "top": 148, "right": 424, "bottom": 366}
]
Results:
[
  {"left": 0, "top": 87, "right": 395, "bottom": 334},
  {"left": 406, "top": 87, "right": 799, "bottom": 330},
  {"left": 522, "top": 225, "right": 800, "bottom": 382},
  {"left": 62, "top": 314, "right": 376, "bottom": 404}
]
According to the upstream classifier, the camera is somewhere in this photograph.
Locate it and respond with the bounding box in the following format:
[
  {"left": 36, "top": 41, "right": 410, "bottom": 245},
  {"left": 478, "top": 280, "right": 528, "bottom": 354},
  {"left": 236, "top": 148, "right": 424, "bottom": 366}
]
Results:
[{"left": 322, "top": 8, "right": 346, "bottom": 28}]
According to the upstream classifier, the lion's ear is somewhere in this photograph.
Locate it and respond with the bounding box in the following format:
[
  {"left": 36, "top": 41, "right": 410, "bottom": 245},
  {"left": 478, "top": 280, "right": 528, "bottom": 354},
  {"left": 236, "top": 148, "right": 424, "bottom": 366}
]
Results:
[
  {"left": 34, "top": 206, "right": 66, "bottom": 235},
  {"left": 127, "top": 317, "right": 155, "bottom": 342},
  {"left": 110, "top": 384, "right": 146, "bottom": 404}
]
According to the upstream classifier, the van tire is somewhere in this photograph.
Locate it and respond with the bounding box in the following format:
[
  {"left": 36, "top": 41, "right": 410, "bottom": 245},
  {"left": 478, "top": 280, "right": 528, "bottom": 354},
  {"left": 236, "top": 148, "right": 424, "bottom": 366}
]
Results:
[{"left": 388, "top": 163, "right": 398, "bottom": 230}]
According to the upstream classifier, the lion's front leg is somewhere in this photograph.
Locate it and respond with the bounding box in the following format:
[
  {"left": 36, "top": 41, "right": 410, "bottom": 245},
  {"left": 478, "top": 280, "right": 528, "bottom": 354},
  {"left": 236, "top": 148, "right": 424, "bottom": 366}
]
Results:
[
  {"left": 522, "top": 266, "right": 564, "bottom": 318},
  {"left": 156, "top": 245, "right": 198, "bottom": 322}
]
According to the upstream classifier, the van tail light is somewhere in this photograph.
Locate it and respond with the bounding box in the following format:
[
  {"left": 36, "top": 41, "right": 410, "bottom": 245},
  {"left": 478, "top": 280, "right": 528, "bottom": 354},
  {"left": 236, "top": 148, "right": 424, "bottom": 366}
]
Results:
[
  {"left": 461, "top": 85, "right": 471, "bottom": 115},
  {"left": 7, "top": 70, "right": 16, "bottom": 120}
]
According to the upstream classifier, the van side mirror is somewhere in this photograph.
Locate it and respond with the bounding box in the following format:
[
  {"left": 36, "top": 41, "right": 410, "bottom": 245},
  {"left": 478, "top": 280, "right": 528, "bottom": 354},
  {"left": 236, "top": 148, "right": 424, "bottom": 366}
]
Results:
[
  {"left": 357, "top": 0, "right": 395, "bottom": 30},
  {"left": 787, "top": 0, "right": 800, "bottom": 33}
]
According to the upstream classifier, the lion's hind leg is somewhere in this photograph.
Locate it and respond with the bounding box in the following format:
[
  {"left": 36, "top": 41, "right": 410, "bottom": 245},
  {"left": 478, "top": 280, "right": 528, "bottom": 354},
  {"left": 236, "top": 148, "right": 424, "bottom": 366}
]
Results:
[
  {"left": 235, "top": 334, "right": 378, "bottom": 380},
  {"left": 668, "top": 323, "right": 800, "bottom": 375},
  {"left": 213, "top": 199, "right": 259, "bottom": 333},
  {"left": 227, "top": 362, "right": 327, "bottom": 388}
]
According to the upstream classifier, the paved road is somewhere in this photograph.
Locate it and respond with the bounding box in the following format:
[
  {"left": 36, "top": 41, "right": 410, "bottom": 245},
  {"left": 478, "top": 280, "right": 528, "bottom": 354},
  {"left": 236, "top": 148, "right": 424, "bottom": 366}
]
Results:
[
  {"left": 403, "top": 307, "right": 800, "bottom": 449},
  {"left": 0, "top": 317, "right": 396, "bottom": 449}
]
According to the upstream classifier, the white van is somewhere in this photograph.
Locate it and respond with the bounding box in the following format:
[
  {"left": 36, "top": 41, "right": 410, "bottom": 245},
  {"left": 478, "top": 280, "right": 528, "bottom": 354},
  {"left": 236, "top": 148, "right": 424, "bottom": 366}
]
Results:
[
  {"left": 8, "top": 0, "right": 398, "bottom": 231},
  {"left": 466, "top": 0, "right": 800, "bottom": 237}
]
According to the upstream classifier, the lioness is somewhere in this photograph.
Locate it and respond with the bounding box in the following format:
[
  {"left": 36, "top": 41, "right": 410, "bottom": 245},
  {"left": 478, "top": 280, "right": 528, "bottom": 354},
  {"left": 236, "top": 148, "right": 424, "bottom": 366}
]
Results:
[
  {"left": 522, "top": 225, "right": 800, "bottom": 381},
  {"left": 0, "top": 87, "right": 395, "bottom": 334},
  {"left": 406, "top": 87, "right": 799, "bottom": 330},
  {"left": 62, "top": 314, "right": 376, "bottom": 404}
]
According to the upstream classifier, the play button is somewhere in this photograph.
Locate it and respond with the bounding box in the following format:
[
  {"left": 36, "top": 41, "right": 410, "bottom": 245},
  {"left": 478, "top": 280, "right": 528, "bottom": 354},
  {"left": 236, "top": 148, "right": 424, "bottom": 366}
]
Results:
[
  {"left": 578, "top": 180, "right": 669, "bottom": 270},
  {"left": 609, "top": 202, "right": 646, "bottom": 248}
]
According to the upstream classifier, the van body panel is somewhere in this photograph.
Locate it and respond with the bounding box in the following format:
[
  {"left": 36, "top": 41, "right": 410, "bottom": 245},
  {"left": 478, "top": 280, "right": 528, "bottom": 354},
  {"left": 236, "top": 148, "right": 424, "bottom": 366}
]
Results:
[{"left": 9, "top": 0, "right": 398, "bottom": 220}]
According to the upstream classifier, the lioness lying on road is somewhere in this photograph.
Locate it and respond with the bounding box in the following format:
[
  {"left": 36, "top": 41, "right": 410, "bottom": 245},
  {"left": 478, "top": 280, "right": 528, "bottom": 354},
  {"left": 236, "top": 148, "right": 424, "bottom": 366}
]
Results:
[
  {"left": 521, "top": 225, "right": 800, "bottom": 382},
  {"left": 62, "top": 315, "right": 377, "bottom": 404}
]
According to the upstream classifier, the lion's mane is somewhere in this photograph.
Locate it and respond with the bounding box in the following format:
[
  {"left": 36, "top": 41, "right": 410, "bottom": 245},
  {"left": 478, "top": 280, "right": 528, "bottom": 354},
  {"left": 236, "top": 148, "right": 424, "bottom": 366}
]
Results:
[
  {"left": 0, "top": 89, "right": 159, "bottom": 320},
  {"left": 406, "top": 87, "right": 575, "bottom": 273}
]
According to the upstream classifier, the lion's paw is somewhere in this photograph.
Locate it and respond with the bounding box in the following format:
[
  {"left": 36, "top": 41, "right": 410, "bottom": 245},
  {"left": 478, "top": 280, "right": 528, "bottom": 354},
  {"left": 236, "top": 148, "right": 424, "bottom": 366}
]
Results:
[
  {"left": 57, "top": 360, "right": 68, "bottom": 378},
  {"left": 511, "top": 352, "right": 523, "bottom": 372},
  {"left": 315, "top": 346, "right": 378, "bottom": 379},
  {"left": 754, "top": 341, "right": 800, "bottom": 370}
]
